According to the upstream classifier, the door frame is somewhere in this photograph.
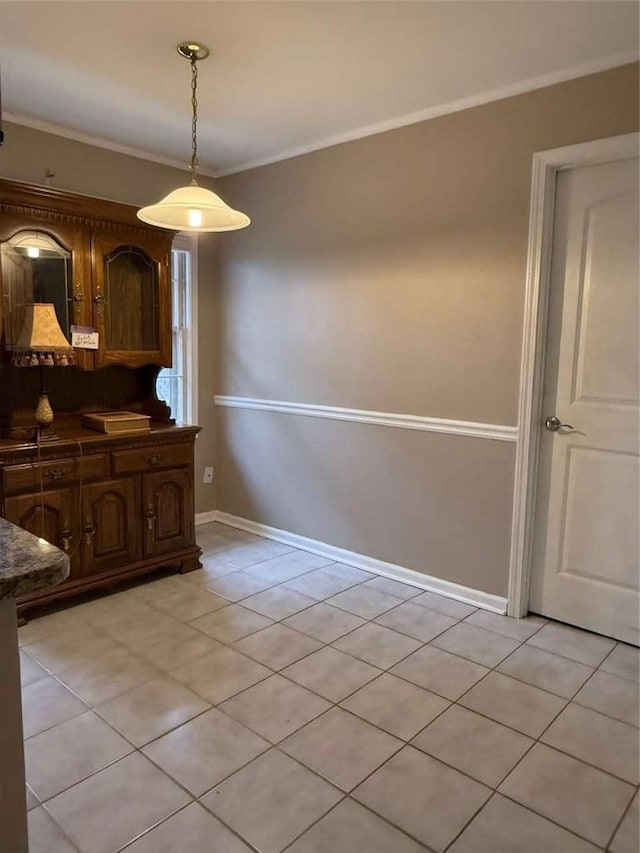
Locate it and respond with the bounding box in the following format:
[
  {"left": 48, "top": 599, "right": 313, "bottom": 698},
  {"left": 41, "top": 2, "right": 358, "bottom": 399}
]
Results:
[{"left": 507, "top": 131, "right": 639, "bottom": 618}]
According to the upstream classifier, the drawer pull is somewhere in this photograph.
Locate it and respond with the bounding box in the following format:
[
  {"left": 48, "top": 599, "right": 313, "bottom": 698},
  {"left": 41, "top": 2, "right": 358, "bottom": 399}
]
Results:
[
  {"left": 45, "top": 467, "right": 73, "bottom": 480},
  {"left": 61, "top": 528, "right": 73, "bottom": 552},
  {"left": 112, "top": 444, "right": 190, "bottom": 476},
  {"left": 83, "top": 522, "right": 96, "bottom": 546}
]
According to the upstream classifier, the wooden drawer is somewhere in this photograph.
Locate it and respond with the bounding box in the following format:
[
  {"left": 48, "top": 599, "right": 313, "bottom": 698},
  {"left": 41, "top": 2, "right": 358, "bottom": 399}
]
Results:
[
  {"left": 2, "top": 454, "right": 108, "bottom": 495},
  {"left": 111, "top": 442, "right": 192, "bottom": 475}
]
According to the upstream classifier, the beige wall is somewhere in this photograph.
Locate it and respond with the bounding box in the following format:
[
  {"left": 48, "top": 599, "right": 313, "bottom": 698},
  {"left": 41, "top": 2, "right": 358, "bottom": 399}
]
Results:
[
  {"left": 0, "top": 121, "right": 218, "bottom": 513},
  {"left": 216, "top": 64, "right": 639, "bottom": 596},
  {"left": 218, "top": 409, "right": 515, "bottom": 595}
]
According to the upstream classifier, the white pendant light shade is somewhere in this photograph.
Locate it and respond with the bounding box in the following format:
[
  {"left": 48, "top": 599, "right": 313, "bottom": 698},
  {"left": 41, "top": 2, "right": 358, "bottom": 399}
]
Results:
[
  {"left": 137, "top": 41, "right": 250, "bottom": 233},
  {"left": 137, "top": 184, "right": 250, "bottom": 232}
]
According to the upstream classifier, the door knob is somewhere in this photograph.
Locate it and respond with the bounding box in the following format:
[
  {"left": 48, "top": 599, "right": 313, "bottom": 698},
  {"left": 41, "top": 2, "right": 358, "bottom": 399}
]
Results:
[{"left": 545, "top": 415, "right": 574, "bottom": 432}]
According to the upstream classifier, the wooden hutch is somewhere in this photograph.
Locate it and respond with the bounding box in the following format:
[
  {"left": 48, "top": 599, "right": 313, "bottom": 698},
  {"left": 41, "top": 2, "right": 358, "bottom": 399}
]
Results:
[{"left": 0, "top": 179, "right": 201, "bottom": 618}]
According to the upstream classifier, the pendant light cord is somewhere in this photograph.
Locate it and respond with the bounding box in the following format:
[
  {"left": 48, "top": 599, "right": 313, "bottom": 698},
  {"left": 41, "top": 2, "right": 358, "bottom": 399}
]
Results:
[{"left": 190, "top": 57, "right": 199, "bottom": 184}]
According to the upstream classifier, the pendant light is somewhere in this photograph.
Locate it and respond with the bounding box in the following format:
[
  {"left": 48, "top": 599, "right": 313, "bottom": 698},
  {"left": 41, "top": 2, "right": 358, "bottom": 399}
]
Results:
[{"left": 137, "top": 42, "right": 250, "bottom": 232}]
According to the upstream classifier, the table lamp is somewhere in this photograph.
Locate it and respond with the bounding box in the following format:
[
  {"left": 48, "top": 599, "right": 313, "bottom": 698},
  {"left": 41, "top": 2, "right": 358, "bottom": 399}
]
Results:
[{"left": 11, "top": 303, "right": 75, "bottom": 440}]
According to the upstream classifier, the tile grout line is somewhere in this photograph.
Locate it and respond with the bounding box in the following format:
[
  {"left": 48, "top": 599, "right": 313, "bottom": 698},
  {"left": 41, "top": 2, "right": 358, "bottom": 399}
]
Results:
[
  {"left": 193, "top": 563, "right": 375, "bottom": 625},
  {"left": 304, "top": 614, "right": 631, "bottom": 849},
  {"left": 28, "top": 573, "right": 635, "bottom": 786},
  {"left": 134, "top": 567, "right": 464, "bottom": 850},
  {"left": 115, "top": 802, "right": 199, "bottom": 852},
  {"left": 38, "top": 558, "right": 361, "bottom": 716},
  {"left": 345, "top": 636, "right": 624, "bottom": 852},
  {"left": 29, "top": 596, "right": 384, "bottom": 847},
  {"left": 24, "top": 632, "right": 634, "bottom": 762},
  {"left": 32, "top": 604, "right": 636, "bottom": 842},
  {"left": 449, "top": 654, "right": 624, "bottom": 850},
  {"left": 604, "top": 780, "right": 639, "bottom": 851},
  {"left": 111, "top": 801, "right": 202, "bottom": 853},
  {"left": 21, "top": 528, "right": 638, "bottom": 853},
  {"left": 115, "top": 756, "right": 267, "bottom": 853},
  {"left": 36, "top": 802, "right": 83, "bottom": 852},
  {"left": 185, "top": 604, "right": 560, "bottom": 850},
  {"left": 34, "top": 606, "right": 282, "bottom": 853},
  {"left": 195, "top": 526, "right": 640, "bottom": 849},
  {"left": 452, "top": 639, "right": 638, "bottom": 732}
]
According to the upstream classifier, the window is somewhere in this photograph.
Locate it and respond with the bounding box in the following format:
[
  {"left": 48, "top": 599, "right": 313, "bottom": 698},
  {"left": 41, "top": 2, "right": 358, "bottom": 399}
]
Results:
[{"left": 157, "top": 235, "right": 198, "bottom": 424}]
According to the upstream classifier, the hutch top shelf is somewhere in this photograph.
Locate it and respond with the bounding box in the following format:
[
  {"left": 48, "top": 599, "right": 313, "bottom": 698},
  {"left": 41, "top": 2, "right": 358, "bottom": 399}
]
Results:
[{"left": 0, "top": 178, "right": 174, "bottom": 371}]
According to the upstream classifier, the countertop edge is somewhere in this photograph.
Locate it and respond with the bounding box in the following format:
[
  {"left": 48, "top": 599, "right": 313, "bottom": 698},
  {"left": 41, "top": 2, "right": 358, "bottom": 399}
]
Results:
[{"left": 0, "top": 518, "right": 70, "bottom": 601}]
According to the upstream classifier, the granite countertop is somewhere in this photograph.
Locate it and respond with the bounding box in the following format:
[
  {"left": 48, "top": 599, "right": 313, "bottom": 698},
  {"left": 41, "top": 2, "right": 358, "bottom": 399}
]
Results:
[{"left": 0, "top": 518, "right": 69, "bottom": 600}]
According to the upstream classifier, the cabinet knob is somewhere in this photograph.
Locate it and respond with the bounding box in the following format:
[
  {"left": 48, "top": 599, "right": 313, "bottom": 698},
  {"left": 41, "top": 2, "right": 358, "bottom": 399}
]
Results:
[{"left": 146, "top": 454, "right": 161, "bottom": 466}]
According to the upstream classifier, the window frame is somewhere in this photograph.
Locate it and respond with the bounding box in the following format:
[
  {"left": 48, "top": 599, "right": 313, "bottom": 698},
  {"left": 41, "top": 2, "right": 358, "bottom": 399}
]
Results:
[{"left": 164, "top": 232, "right": 198, "bottom": 425}]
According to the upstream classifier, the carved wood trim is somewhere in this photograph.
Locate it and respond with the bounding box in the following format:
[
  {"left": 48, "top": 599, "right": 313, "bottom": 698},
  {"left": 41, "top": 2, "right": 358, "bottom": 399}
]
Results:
[
  {"left": 0, "top": 178, "right": 173, "bottom": 242},
  {"left": 0, "top": 201, "right": 171, "bottom": 239}
]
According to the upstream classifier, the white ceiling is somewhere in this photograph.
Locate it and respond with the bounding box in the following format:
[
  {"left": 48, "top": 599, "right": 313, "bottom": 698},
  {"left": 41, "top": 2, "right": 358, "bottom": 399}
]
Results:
[{"left": 0, "top": 2, "right": 637, "bottom": 176}]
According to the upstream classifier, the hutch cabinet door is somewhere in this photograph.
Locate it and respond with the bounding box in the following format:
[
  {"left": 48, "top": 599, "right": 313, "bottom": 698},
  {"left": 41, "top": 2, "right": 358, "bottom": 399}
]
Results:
[
  {"left": 142, "top": 468, "right": 193, "bottom": 557},
  {"left": 3, "top": 487, "right": 80, "bottom": 577},
  {"left": 91, "top": 230, "right": 172, "bottom": 368},
  {"left": 0, "top": 216, "right": 93, "bottom": 368},
  {"left": 81, "top": 478, "right": 139, "bottom": 575}
]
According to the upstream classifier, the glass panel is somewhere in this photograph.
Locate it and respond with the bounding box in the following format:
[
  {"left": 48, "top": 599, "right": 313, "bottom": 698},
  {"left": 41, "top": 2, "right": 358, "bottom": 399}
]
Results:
[
  {"left": 158, "top": 248, "right": 187, "bottom": 420},
  {"left": 104, "top": 246, "right": 159, "bottom": 351},
  {"left": 0, "top": 230, "right": 72, "bottom": 347}
]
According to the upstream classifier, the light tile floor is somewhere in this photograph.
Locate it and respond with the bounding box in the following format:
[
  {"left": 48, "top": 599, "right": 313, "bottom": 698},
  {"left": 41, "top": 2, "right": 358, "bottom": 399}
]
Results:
[{"left": 19, "top": 522, "right": 640, "bottom": 853}]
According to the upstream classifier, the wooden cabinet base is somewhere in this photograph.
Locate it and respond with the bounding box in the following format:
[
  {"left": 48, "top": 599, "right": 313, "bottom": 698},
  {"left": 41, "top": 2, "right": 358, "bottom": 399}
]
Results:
[
  {"left": 16, "top": 544, "right": 202, "bottom": 619},
  {"left": 179, "top": 555, "right": 202, "bottom": 574},
  {"left": 0, "top": 423, "right": 202, "bottom": 620}
]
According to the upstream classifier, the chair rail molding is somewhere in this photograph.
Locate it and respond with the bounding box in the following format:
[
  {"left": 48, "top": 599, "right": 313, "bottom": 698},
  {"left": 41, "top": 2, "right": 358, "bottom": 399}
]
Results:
[
  {"left": 214, "top": 396, "right": 518, "bottom": 442},
  {"left": 508, "top": 131, "right": 639, "bottom": 618}
]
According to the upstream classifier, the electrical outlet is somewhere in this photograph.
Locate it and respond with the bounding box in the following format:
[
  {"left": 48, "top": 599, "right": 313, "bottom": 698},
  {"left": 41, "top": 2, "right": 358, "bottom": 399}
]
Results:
[{"left": 203, "top": 466, "right": 214, "bottom": 484}]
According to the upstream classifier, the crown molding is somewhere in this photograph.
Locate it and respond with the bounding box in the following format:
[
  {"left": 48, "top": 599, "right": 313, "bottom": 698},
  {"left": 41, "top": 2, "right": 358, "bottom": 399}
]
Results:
[
  {"left": 3, "top": 112, "right": 217, "bottom": 179},
  {"left": 216, "top": 51, "right": 638, "bottom": 177},
  {"left": 4, "top": 52, "right": 637, "bottom": 180}
]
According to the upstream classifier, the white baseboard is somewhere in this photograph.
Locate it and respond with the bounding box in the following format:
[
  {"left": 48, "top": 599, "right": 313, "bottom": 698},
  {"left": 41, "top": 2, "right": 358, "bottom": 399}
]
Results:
[
  {"left": 203, "top": 510, "right": 507, "bottom": 614},
  {"left": 195, "top": 510, "right": 218, "bottom": 526}
]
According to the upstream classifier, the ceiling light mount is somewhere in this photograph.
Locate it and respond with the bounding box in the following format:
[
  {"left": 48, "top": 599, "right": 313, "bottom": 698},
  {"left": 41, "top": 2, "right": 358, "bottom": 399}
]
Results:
[
  {"left": 137, "top": 40, "right": 249, "bottom": 232},
  {"left": 176, "top": 42, "right": 210, "bottom": 62}
]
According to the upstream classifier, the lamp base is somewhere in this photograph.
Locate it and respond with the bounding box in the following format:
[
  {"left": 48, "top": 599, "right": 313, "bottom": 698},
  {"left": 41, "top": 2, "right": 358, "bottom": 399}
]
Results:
[
  {"left": 23, "top": 425, "right": 60, "bottom": 444},
  {"left": 31, "top": 394, "right": 58, "bottom": 442},
  {"left": 37, "top": 426, "right": 60, "bottom": 443}
]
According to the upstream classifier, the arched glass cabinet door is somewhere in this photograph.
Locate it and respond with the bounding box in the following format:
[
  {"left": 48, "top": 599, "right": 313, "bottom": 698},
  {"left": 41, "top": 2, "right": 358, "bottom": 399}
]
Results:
[
  {"left": 92, "top": 229, "right": 172, "bottom": 368},
  {"left": 0, "top": 220, "right": 94, "bottom": 369},
  {"left": 0, "top": 230, "right": 72, "bottom": 346}
]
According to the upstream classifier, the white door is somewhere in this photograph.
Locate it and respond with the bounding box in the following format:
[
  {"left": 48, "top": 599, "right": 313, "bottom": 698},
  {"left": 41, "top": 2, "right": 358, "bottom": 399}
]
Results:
[{"left": 529, "top": 155, "right": 639, "bottom": 645}]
